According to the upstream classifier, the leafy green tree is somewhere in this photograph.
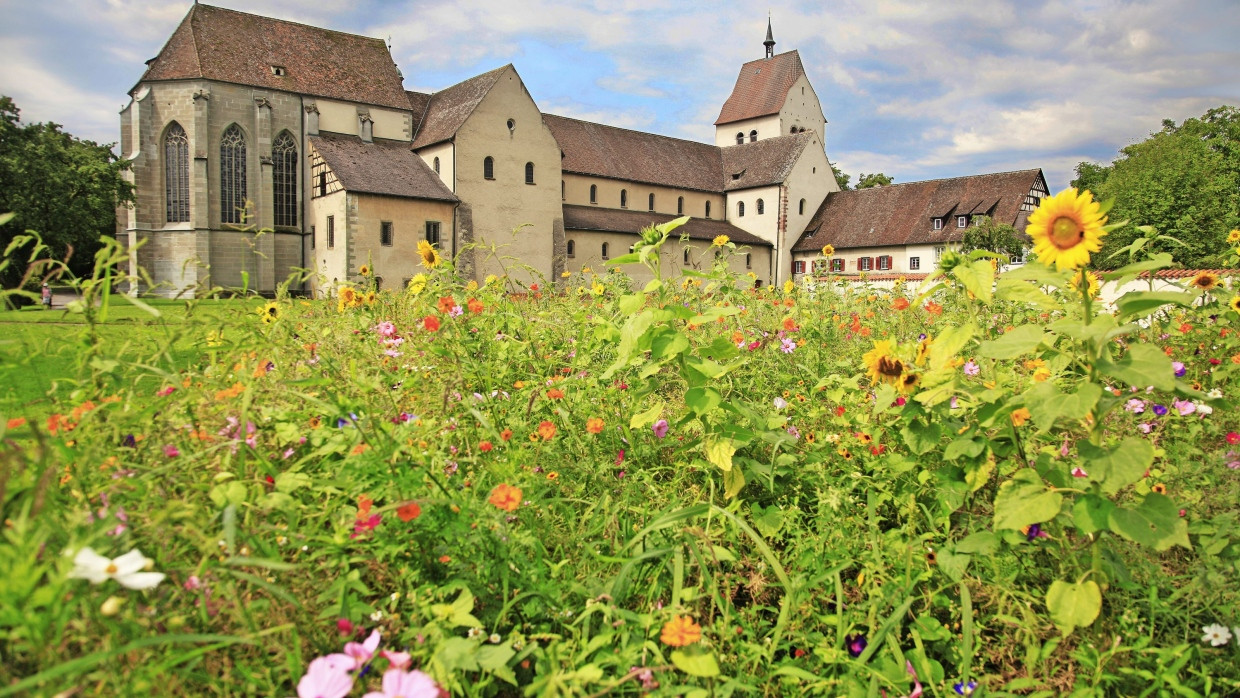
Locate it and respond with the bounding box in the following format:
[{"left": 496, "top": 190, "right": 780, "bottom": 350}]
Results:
[
  {"left": 960, "top": 216, "right": 1025, "bottom": 260},
  {"left": 831, "top": 162, "right": 851, "bottom": 191},
  {"left": 0, "top": 96, "right": 134, "bottom": 289},
  {"left": 1070, "top": 161, "right": 1109, "bottom": 194},
  {"left": 855, "top": 172, "right": 894, "bottom": 189}
]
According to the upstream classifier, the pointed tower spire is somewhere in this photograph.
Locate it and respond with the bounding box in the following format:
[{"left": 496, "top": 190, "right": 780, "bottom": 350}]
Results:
[{"left": 764, "top": 16, "right": 775, "bottom": 58}]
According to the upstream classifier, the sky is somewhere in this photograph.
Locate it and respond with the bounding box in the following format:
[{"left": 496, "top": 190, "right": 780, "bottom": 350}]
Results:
[{"left": 1, "top": 0, "right": 1238, "bottom": 191}]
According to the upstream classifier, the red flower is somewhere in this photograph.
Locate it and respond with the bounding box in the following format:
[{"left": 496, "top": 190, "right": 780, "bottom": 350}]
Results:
[
  {"left": 529, "top": 283, "right": 539, "bottom": 292},
  {"left": 835, "top": 406, "right": 846, "bottom": 417},
  {"left": 397, "top": 502, "right": 422, "bottom": 521},
  {"left": 337, "top": 619, "right": 354, "bottom": 636},
  {"left": 1209, "top": 358, "right": 1222, "bottom": 365},
  {"left": 547, "top": 388, "right": 565, "bottom": 399},
  {"left": 891, "top": 297, "right": 910, "bottom": 311},
  {"left": 1227, "top": 432, "right": 1240, "bottom": 445},
  {"left": 480, "top": 440, "right": 493, "bottom": 452},
  {"left": 423, "top": 316, "right": 441, "bottom": 332},
  {"left": 500, "top": 429, "right": 513, "bottom": 441},
  {"left": 437, "top": 296, "right": 456, "bottom": 314}
]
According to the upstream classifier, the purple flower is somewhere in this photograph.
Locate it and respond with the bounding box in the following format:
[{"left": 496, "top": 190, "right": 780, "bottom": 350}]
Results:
[
  {"left": 1152, "top": 404, "right": 1168, "bottom": 416},
  {"left": 652, "top": 419, "right": 669, "bottom": 439},
  {"left": 780, "top": 338, "right": 796, "bottom": 354},
  {"left": 448, "top": 305, "right": 463, "bottom": 317},
  {"left": 1172, "top": 361, "right": 1186, "bottom": 377},
  {"left": 1025, "top": 523, "right": 1049, "bottom": 540},
  {"left": 1124, "top": 398, "right": 1145, "bottom": 414},
  {"left": 845, "top": 633, "right": 867, "bottom": 658},
  {"left": 1172, "top": 399, "right": 1196, "bottom": 416},
  {"left": 953, "top": 680, "right": 978, "bottom": 696},
  {"left": 949, "top": 396, "right": 959, "bottom": 409},
  {"left": 786, "top": 425, "right": 800, "bottom": 440},
  {"left": 1137, "top": 422, "right": 1153, "bottom": 434},
  {"left": 963, "top": 360, "right": 980, "bottom": 376}
]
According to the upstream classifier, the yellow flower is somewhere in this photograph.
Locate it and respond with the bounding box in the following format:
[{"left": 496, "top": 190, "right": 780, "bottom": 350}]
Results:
[
  {"left": 465, "top": 280, "right": 478, "bottom": 291},
  {"left": 712, "top": 235, "right": 729, "bottom": 247},
  {"left": 591, "top": 282, "right": 605, "bottom": 296},
  {"left": 1230, "top": 296, "right": 1240, "bottom": 313},
  {"left": 582, "top": 266, "right": 592, "bottom": 273},
  {"left": 484, "top": 274, "right": 499, "bottom": 286},
  {"left": 1010, "top": 408, "right": 1031, "bottom": 427},
  {"left": 561, "top": 271, "right": 572, "bottom": 278},
  {"left": 206, "top": 330, "right": 224, "bottom": 347},
  {"left": 1070, "top": 269, "right": 1100, "bottom": 298},
  {"left": 783, "top": 279, "right": 796, "bottom": 294},
  {"left": 1032, "top": 367, "right": 1051, "bottom": 382},
  {"left": 1025, "top": 188, "right": 1107, "bottom": 270},
  {"left": 863, "top": 340, "right": 905, "bottom": 386},
  {"left": 1189, "top": 271, "right": 1219, "bottom": 291},
  {"left": 257, "top": 301, "right": 281, "bottom": 324},
  {"left": 407, "top": 274, "right": 428, "bottom": 295},
  {"left": 417, "top": 240, "right": 441, "bottom": 269},
  {"left": 914, "top": 336, "right": 932, "bottom": 366},
  {"left": 821, "top": 244, "right": 835, "bottom": 256},
  {"left": 1227, "top": 229, "right": 1240, "bottom": 244},
  {"left": 898, "top": 372, "right": 920, "bottom": 393},
  {"left": 359, "top": 264, "right": 371, "bottom": 276}
]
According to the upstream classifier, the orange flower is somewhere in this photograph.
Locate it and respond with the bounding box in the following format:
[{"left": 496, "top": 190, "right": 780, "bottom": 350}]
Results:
[
  {"left": 892, "top": 297, "right": 910, "bottom": 311},
  {"left": 351, "top": 443, "right": 369, "bottom": 456},
  {"left": 423, "top": 316, "right": 441, "bottom": 332},
  {"left": 438, "top": 555, "right": 451, "bottom": 563},
  {"left": 500, "top": 428, "right": 513, "bottom": 441},
  {"left": 660, "top": 615, "right": 702, "bottom": 647},
  {"left": 397, "top": 502, "right": 422, "bottom": 521},
  {"left": 924, "top": 301, "right": 943, "bottom": 316},
  {"left": 357, "top": 494, "right": 373, "bottom": 519},
  {"left": 71, "top": 400, "right": 96, "bottom": 421},
  {"left": 6, "top": 417, "right": 26, "bottom": 429},
  {"left": 546, "top": 471, "right": 559, "bottom": 480},
  {"left": 215, "top": 382, "right": 245, "bottom": 400},
  {"left": 309, "top": 416, "right": 322, "bottom": 429},
  {"left": 1010, "top": 408, "right": 1032, "bottom": 427},
  {"left": 537, "top": 420, "right": 557, "bottom": 440},
  {"left": 586, "top": 417, "right": 605, "bottom": 434},
  {"left": 730, "top": 330, "right": 744, "bottom": 344},
  {"left": 437, "top": 296, "right": 456, "bottom": 314},
  {"left": 546, "top": 388, "right": 565, "bottom": 399},
  {"left": 489, "top": 483, "right": 523, "bottom": 512},
  {"left": 782, "top": 317, "right": 798, "bottom": 331},
  {"left": 467, "top": 298, "right": 484, "bottom": 314},
  {"left": 480, "top": 440, "right": 493, "bottom": 452}
]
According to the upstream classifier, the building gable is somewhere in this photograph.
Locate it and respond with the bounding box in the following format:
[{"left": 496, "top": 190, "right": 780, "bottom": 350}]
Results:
[
  {"left": 715, "top": 50, "right": 807, "bottom": 126},
  {"left": 410, "top": 66, "right": 510, "bottom": 149}
]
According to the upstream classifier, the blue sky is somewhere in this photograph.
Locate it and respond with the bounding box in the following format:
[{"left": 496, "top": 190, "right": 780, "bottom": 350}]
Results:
[{"left": 2, "top": 0, "right": 1238, "bottom": 191}]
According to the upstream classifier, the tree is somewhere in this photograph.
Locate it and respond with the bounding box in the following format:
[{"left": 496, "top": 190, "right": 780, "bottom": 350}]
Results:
[
  {"left": 1070, "top": 161, "right": 1109, "bottom": 193},
  {"left": 855, "top": 172, "right": 894, "bottom": 189},
  {"left": 960, "top": 216, "right": 1025, "bottom": 260},
  {"left": 831, "top": 162, "right": 851, "bottom": 191},
  {"left": 0, "top": 96, "right": 134, "bottom": 289}
]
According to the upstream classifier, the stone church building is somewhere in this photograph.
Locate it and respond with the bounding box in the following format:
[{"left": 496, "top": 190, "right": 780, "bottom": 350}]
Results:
[{"left": 119, "top": 4, "right": 1046, "bottom": 297}]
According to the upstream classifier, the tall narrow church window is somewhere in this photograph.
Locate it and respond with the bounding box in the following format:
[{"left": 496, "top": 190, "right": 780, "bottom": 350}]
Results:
[
  {"left": 566, "top": 239, "right": 575, "bottom": 258},
  {"left": 163, "top": 122, "right": 189, "bottom": 223},
  {"left": 683, "top": 248, "right": 690, "bottom": 264},
  {"left": 746, "top": 253, "right": 751, "bottom": 269},
  {"left": 677, "top": 196, "right": 684, "bottom": 215},
  {"left": 601, "top": 242, "right": 610, "bottom": 260},
  {"left": 220, "top": 124, "right": 247, "bottom": 224},
  {"left": 272, "top": 131, "right": 297, "bottom": 227},
  {"left": 799, "top": 198, "right": 805, "bottom": 215},
  {"left": 648, "top": 193, "right": 655, "bottom": 211},
  {"left": 620, "top": 189, "right": 627, "bottom": 208},
  {"left": 525, "top": 162, "right": 535, "bottom": 184},
  {"left": 484, "top": 156, "right": 494, "bottom": 180},
  {"left": 735, "top": 132, "right": 744, "bottom": 145},
  {"left": 756, "top": 199, "right": 764, "bottom": 215},
  {"left": 705, "top": 201, "right": 711, "bottom": 218},
  {"left": 380, "top": 221, "right": 393, "bottom": 246},
  {"left": 561, "top": 180, "right": 565, "bottom": 200},
  {"left": 326, "top": 215, "right": 335, "bottom": 249},
  {"left": 433, "top": 157, "right": 440, "bottom": 174},
  {"left": 737, "top": 201, "right": 745, "bottom": 217},
  {"left": 590, "top": 184, "right": 597, "bottom": 203},
  {"left": 749, "top": 130, "right": 757, "bottom": 142}
]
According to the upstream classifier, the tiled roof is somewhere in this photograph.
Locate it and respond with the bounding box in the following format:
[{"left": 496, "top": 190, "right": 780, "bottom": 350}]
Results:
[
  {"left": 715, "top": 51, "right": 806, "bottom": 126},
  {"left": 793, "top": 169, "right": 1043, "bottom": 252},
  {"left": 721, "top": 132, "right": 816, "bottom": 192},
  {"left": 309, "top": 134, "right": 458, "bottom": 203},
  {"left": 544, "top": 114, "right": 725, "bottom": 192},
  {"left": 410, "top": 66, "right": 509, "bottom": 149},
  {"left": 563, "top": 205, "right": 770, "bottom": 247},
  {"left": 1138, "top": 268, "right": 1237, "bottom": 279},
  {"left": 406, "top": 90, "right": 431, "bottom": 129},
  {"left": 137, "top": 4, "right": 410, "bottom": 110}
]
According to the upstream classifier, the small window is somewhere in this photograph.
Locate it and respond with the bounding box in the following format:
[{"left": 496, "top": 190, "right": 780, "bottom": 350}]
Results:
[
  {"left": 506, "top": 118, "right": 515, "bottom": 132},
  {"left": 935, "top": 246, "right": 946, "bottom": 260},
  {"left": 620, "top": 189, "right": 627, "bottom": 208},
  {"left": 736, "top": 132, "right": 744, "bottom": 145},
  {"left": 561, "top": 180, "right": 565, "bottom": 200},
  {"left": 327, "top": 215, "right": 335, "bottom": 249},
  {"left": 601, "top": 242, "right": 610, "bottom": 260},
  {"left": 737, "top": 201, "right": 745, "bottom": 217},
  {"left": 433, "top": 157, "right": 440, "bottom": 174},
  {"left": 317, "top": 172, "right": 328, "bottom": 197},
  {"left": 757, "top": 199, "right": 765, "bottom": 215},
  {"left": 271, "top": 65, "right": 287, "bottom": 76},
  {"left": 791, "top": 125, "right": 798, "bottom": 134},
  {"left": 793, "top": 261, "right": 805, "bottom": 274},
  {"left": 909, "top": 256, "right": 920, "bottom": 271},
  {"left": 831, "top": 257, "right": 843, "bottom": 272},
  {"left": 425, "top": 221, "right": 441, "bottom": 246},
  {"left": 677, "top": 196, "right": 684, "bottom": 215},
  {"left": 957, "top": 216, "right": 968, "bottom": 228},
  {"left": 878, "top": 255, "right": 891, "bottom": 271},
  {"left": 933, "top": 218, "right": 943, "bottom": 230},
  {"left": 589, "top": 184, "right": 597, "bottom": 203},
  {"left": 705, "top": 201, "right": 711, "bottom": 218},
  {"left": 799, "top": 198, "right": 805, "bottom": 215},
  {"left": 484, "top": 156, "right": 494, "bottom": 180},
  {"left": 374, "top": 277, "right": 382, "bottom": 292},
  {"left": 749, "top": 130, "right": 757, "bottom": 142},
  {"left": 859, "top": 257, "right": 872, "bottom": 271},
  {"left": 745, "top": 253, "right": 751, "bottom": 269},
  {"left": 648, "top": 193, "right": 655, "bottom": 212},
  {"left": 525, "top": 162, "right": 535, "bottom": 184},
  {"left": 380, "top": 221, "right": 393, "bottom": 246},
  {"left": 567, "top": 239, "right": 575, "bottom": 258},
  {"left": 683, "top": 248, "right": 690, "bottom": 264},
  {"left": 310, "top": 224, "right": 316, "bottom": 250}
]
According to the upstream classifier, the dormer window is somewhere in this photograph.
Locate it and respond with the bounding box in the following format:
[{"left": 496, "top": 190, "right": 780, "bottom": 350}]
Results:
[
  {"left": 270, "top": 65, "right": 287, "bottom": 76},
  {"left": 932, "top": 218, "right": 943, "bottom": 230},
  {"left": 957, "top": 216, "right": 968, "bottom": 228}
]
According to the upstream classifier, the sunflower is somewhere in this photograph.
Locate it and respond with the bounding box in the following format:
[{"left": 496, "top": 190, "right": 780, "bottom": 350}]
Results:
[
  {"left": 915, "top": 336, "right": 932, "bottom": 366},
  {"left": 407, "top": 274, "right": 428, "bottom": 295},
  {"left": 821, "top": 244, "right": 835, "bottom": 257},
  {"left": 257, "top": 301, "right": 281, "bottom": 324},
  {"left": 863, "top": 340, "right": 906, "bottom": 386},
  {"left": 712, "top": 235, "right": 730, "bottom": 247},
  {"left": 1189, "top": 271, "right": 1219, "bottom": 291},
  {"left": 359, "top": 264, "right": 371, "bottom": 276},
  {"left": 1227, "top": 229, "right": 1240, "bottom": 244},
  {"left": 898, "top": 372, "right": 920, "bottom": 393},
  {"left": 1025, "top": 188, "right": 1107, "bottom": 270},
  {"left": 1230, "top": 296, "right": 1240, "bottom": 313},
  {"left": 418, "top": 240, "right": 441, "bottom": 269},
  {"left": 1070, "top": 269, "right": 1101, "bottom": 298},
  {"left": 337, "top": 286, "right": 360, "bottom": 312}
]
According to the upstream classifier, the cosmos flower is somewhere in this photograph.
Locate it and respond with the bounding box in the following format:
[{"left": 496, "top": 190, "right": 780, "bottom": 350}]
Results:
[{"left": 67, "top": 547, "right": 165, "bottom": 590}]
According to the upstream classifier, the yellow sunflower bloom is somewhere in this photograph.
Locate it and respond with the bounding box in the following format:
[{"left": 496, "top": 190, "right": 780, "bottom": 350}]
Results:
[
  {"left": 1070, "top": 269, "right": 1101, "bottom": 298},
  {"left": 712, "top": 235, "right": 729, "bottom": 247},
  {"left": 417, "top": 240, "right": 441, "bottom": 269},
  {"left": 1189, "top": 271, "right": 1219, "bottom": 292},
  {"left": 358, "top": 264, "right": 371, "bottom": 276},
  {"left": 1025, "top": 188, "right": 1107, "bottom": 270},
  {"left": 1230, "top": 296, "right": 1240, "bottom": 313},
  {"left": 1227, "top": 229, "right": 1240, "bottom": 244},
  {"left": 821, "top": 244, "right": 835, "bottom": 256},
  {"left": 863, "top": 340, "right": 906, "bottom": 386},
  {"left": 257, "top": 301, "right": 281, "bottom": 324},
  {"left": 407, "top": 274, "right": 428, "bottom": 295}
]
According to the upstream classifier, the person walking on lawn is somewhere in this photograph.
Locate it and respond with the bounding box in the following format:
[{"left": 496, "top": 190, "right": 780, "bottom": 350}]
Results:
[{"left": 41, "top": 283, "right": 52, "bottom": 308}]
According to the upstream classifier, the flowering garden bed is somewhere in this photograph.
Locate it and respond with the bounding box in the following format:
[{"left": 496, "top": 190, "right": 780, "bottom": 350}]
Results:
[{"left": 2, "top": 193, "right": 1239, "bottom": 696}]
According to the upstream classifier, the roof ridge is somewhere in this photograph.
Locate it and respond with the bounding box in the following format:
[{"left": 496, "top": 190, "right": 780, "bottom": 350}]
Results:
[
  {"left": 543, "top": 113, "right": 717, "bottom": 150},
  {"left": 738, "top": 49, "right": 802, "bottom": 68},
  {"left": 187, "top": 4, "right": 203, "bottom": 77},
  {"left": 837, "top": 167, "right": 1042, "bottom": 192},
  {"left": 194, "top": 3, "right": 387, "bottom": 46}
]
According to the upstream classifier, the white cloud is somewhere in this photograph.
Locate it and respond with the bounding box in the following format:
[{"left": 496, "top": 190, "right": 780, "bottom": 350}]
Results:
[{"left": 0, "top": 37, "right": 121, "bottom": 144}]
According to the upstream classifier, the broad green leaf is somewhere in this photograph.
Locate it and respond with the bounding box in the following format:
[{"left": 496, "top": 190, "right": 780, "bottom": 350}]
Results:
[
  {"left": 208, "top": 481, "right": 248, "bottom": 508},
  {"left": 605, "top": 252, "right": 642, "bottom": 266},
  {"left": 977, "top": 325, "right": 1048, "bottom": 360},
  {"left": 275, "top": 472, "right": 311, "bottom": 493},
  {"left": 1101, "top": 253, "right": 1173, "bottom": 282},
  {"left": 953, "top": 259, "right": 994, "bottom": 303},
  {"left": 722, "top": 464, "right": 745, "bottom": 499},
  {"left": 641, "top": 278, "right": 663, "bottom": 294},
  {"left": 434, "top": 636, "right": 480, "bottom": 672},
  {"left": 684, "top": 355, "right": 727, "bottom": 380},
  {"left": 1072, "top": 495, "right": 1114, "bottom": 535},
  {"left": 993, "top": 469, "right": 1062, "bottom": 531},
  {"left": 900, "top": 419, "right": 942, "bottom": 456},
  {"left": 1045, "top": 579, "right": 1101, "bottom": 636},
  {"left": 928, "top": 322, "right": 976, "bottom": 371},
  {"left": 955, "top": 531, "right": 999, "bottom": 555},
  {"left": 1096, "top": 343, "right": 1174, "bottom": 391},
  {"left": 671, "top": 649, "right": 721, "bottom": 677},
  {"left": 964, "top": 457, "right": 995, "bottom": 492},
  {"left": 630, "top": 400, "right": 664, "bottom": 429},
  {"left": 617, "top": 293, "right": 645, "bottom": 315},
  {"left": 750, "top": 504, "right": 783, "bottom": 537},
  {"left": 651, "top": 331, "right": 689, "bottom": 359},
  {"left": 1078, "top": 437, "right": 1153, "bottom": 495},
  {"left": 995, "top": 276, "right": 1060, "bottom": 310},
  {"left": 684, "top": 387, "right": 721, "bottom": 416},
  {"left": 477, "top": 644, "right": 516, "bottom": 673},
  {"left": 936, "top": 547, "right": 970, "bottom": 582},
  {"left": 944, "top": 435, "right": 985, "bottom": 461},
  {"left": 703, "top": 438, "right": 735, "bottom": 472},
  {"left": 1108, "top": 494, "right": 1191, "bottom": 551},
  {"left": 1114, "top": 291, "right": 1198, "bottom": 321},
  {"left": 1024, "top": 382, "right": 1102, "bottom": 435}
]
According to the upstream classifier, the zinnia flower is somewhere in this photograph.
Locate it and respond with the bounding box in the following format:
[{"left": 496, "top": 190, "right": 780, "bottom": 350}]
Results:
[
  {"left": 660, "top": 615, "right": 702, "bottom": 647},
  {"left": 397, "top": 502, "right": 421, "bottom": 522},
  {"left": 489, "top": 483, "right": 523, "bottom": 512},
  {"left": 1025, "top": 187, "right": 1107, "bottom": 270},
  {"left": 586, "top": 417, "right": 604, "bottom": 434},
  {"left": 537, "top": 420, "right": 556, "bottom": 440},
  {"left": 1010, "top": 408, "right": 1031, "bottom": 427},
  {"left": 422, "top": 316, "right": 440, "bottom": 332},
  {"left": 67, "top": 547, "right": 165, "bottom": 590},
  {"left": 417, "top": 240, "right": 441, "bottom": 269}
]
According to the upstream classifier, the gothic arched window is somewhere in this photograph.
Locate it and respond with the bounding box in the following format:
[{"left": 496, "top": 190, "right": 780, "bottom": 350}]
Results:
[
  {"left": 705, "top": 201, "right": 711, "bottom": 218},
  {"left": 163, "top": 122, "right": 189, "bottom": 223},
  {"left": 601, "top": 242, "right": 610, "bottom": 259},
  {"left": 799, "top": 198, "right": 806, "bottom": 216},
  {"left": 648, "top": 193, "right": 655, "bottom": 211},
  {"left": 433, "top": 156, "right": 440, "bottom": 174},
  {"left": 677, "top": 196, "right": 684, "bottom": 215},
  {"left": 484, "top": 156, "right": 495, "bottom": 179},
  {"left": 566, "top": 239, "right": 575, "bottom": 258},
  {"left": 272, "top": 131, "right": 297, "bottom": 227},
  {"left": 525, "top": 162, "right": 535, "bottom": 184},
  {"left": 620, "top": 189, "right": 627, "bottom": 208},
  {"left": 220, "top": 124, "right": 247, "bottom": 224},
  {"left": 590, "top": 184, "right": 597, "bottom": 203},
  {"left": 735, "top": 132, "right": 744, "bottom": 145},
  {"left": 757, "top": 198, "right": 765, "bottom": 215},
  {"left": 737, "top": 201, "right": 745, "bottom": 217}
]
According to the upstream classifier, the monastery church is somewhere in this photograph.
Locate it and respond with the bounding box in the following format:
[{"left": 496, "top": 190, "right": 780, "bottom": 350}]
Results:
[{"left": 119, "top": 4, "right": 1049, "bottom": 297}]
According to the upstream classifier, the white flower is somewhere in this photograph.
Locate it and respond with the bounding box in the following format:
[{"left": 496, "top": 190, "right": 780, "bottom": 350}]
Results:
[
  {"left": 1197, "top": 403, "right": 1213, "bottom": 415},
  {"left": 1207, "top": 388, "right": 1224, "bottom": 399},
  {"left": 773, "top": 397, "right": 788, "bottom": 410},
  {"left": 68, "top": 547, "right": 165, "bottom": 590},
  {"left": 370, "top": 610, "right": 384, "bottom": 621},
  {"left": 1202, "top": 623, "right": 1232, "bottom": 646}
]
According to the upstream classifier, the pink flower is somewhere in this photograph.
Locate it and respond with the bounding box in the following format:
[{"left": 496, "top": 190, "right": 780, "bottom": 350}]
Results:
[
  {"left": 374, "top": 321, "right": 397, "bottom": 338},
  {"left": 163, "top": 444, "right": 180, "bottom": 458},
  {"left": 1071, "top": 466, "right": 1088, "bottom": 478},
  {"left": 298, "top": 655, "right": 355, "bottom": 698},
  {"left": 652, "top": 419, "right": 669, "bottom": 438},
  {"left": 156, "top": 386, "right": 176, "bottom": 397},
  {"left": 1226, "top": 432, "right": 1240, "bottom": 445},
  {"left": 963, "top": 360, "right": 980, "bottom": 376},
  {"left": 351, "top": 514, "right": 382, "bottom": 538},
  {"left": 380, "top": 650, "right": 412, "bottom": 670},
  {"left": 1172, "top": 399, "right": 1196, "bottom": 416},
  {"left": 344, "top": 629, "right": 381, "bottom": 667},
  {"left": 362, "top": 668, "right": 439, "bottom": 698}
]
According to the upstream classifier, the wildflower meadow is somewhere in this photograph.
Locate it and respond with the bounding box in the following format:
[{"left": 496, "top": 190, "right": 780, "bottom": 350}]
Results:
[{"left": 2, "top": 196, "right": 1240, "bottom": 697}]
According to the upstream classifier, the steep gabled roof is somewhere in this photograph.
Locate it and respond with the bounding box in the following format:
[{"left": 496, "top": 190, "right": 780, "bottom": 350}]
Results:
[
  {"left": 715, "top": 50, "right": 807, "bottom": 126},
  {"left": 562, "top": 205, "right": 770, "bottom": 247},
  {"left": 410, "top": 66, "right": 509, "bottom": 149},
  {"left": 721, "top": 132, "right": 816, "bottom": 192},
  {"left": 137, "top": 4, "right": 410, "bottom": 110},
  {"left": 309, "top": 133, "right": 458, "bottom": 203},
  {"left": 793, "top": 169, "right": 1044, "bottom": 252},
  {"left": 544, "top": 114, "right": 725, "bottom": 192},
  {"left": 406, "top": 90, "right": 431, "bottom": 130}
]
